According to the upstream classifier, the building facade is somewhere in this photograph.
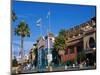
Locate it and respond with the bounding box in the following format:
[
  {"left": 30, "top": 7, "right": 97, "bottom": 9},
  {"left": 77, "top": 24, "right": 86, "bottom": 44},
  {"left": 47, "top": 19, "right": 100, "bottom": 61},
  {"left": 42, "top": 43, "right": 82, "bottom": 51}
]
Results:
[
  {"left": 36, "top": 33, "right": 55, "bottom": 70},
  {"left": 62, "top": 17, "right": 96, "bottom": 65}
]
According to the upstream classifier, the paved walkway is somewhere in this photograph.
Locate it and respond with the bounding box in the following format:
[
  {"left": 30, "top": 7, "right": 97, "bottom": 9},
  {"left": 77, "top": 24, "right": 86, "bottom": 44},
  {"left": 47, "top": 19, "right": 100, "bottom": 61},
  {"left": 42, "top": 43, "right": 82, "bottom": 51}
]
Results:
[{"left": 20, "top": 66, "right": 96, "bottom": 74}]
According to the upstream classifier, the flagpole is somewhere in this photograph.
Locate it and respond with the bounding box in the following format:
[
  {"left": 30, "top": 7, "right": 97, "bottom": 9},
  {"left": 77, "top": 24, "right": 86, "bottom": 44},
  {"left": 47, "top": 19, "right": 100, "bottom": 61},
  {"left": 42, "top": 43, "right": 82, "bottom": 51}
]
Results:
[
  {"left": 36, "top": 18, "right": 42, "bottom": 36},
  {"left": 48, "top": 9, "right": 51, "bottom": 54},
  {"left": 39, "top": 18, "right": 42, "bottom": 36},
  {"left": 36, "top": 18, "right": 42, "bottom": 71},
  {"left": 47, "top": 9, "right": 53, "bottom": 71},
  {"left": 40, "top": 20, "right": 42, "bottom": 36},
  {"left": 49, "top": 9, "right": 51, "bottom": 32}
]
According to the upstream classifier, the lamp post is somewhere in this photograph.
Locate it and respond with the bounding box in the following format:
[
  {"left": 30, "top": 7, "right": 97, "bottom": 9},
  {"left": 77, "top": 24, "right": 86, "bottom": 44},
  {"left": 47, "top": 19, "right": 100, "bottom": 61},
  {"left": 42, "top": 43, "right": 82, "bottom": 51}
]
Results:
[
  {"left": 46, "top": 10, "right": 53, "bottom": 71},
  {"left": 47, "top": 33, "right": 53, "bottom": 71},
  {"left": 93, "top": 47, "right": 96, "bottom": 51},
  {"left": 93, "top": 47, "right": 96, "bottom": 68}
]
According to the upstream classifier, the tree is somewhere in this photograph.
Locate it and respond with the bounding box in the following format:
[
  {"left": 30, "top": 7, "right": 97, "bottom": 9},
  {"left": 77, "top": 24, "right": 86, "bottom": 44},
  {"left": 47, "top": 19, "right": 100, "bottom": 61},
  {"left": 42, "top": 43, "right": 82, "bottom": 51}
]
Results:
[
  {"left": 59, "top": 29, "right": 68, "bottom": 40},
  {"left": 54, "top": 29, "right": 68, "bottom": 54},
  {"left": 54, "top": 37, "right": 65, "bottom": 52},
  {"left": 59, "top": 29, "right": 69, "bottom": 48},
  {"left": 12, "top": 56, "right": 18, "bottom": 67},
  {"left": 53, "top": 29, "right": 69, "bottom": 63},
  {"left": 77, "top": 51, "right": 86, "bottom": 64},
  {"left": 33, "top": 43, "right": 38, "bottom": 67},
  {"left": 52, "top": 48, "right": 61, "bottom": 66},
  {"left": 12, "top": 11, "right": 17, "bottom": 22},
  {"left": 15, "top": 21, "right": 30, "bottom": 63}
]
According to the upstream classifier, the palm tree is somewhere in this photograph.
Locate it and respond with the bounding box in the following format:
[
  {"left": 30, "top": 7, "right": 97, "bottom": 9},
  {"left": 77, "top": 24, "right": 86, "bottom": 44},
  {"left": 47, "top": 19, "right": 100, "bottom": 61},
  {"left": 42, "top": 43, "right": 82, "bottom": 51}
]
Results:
[
  {"left": 60, "top": 29, "right": 69, "bottom": 42},
  {"left": 54, "top": 29, "right": 69, "bottom": 63},
  {"left": 54, "top": 37, "right": 65, "bottom": 53},
  {"left": 12, "top": 11, "right": 17, "bottom": 22},
  {"left": 15, "top": 21, "right": 30, "bottom": 63},
  {"left": 59, "top": 29, "right": 68, "bottom": 52}
]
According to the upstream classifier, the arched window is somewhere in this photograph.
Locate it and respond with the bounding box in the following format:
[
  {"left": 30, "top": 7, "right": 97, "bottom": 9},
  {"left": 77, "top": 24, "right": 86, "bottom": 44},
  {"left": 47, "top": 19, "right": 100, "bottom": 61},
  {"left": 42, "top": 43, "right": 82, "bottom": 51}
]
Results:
[{"left": 89, "top": 37, "right": 95, "bottom": 48}]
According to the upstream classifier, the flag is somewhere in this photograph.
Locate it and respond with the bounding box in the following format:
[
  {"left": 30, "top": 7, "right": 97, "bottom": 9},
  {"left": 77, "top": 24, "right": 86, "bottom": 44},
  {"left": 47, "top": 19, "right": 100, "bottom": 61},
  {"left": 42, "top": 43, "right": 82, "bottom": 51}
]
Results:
[
  {"left": 36, "top": 18, "right": 42, "bottom": 26},
  {"left": 47, "top": 11, "right": 50, "bottom": 19},
  {"left": 19, "top": 50, "right": 21, "bottom": 56}
]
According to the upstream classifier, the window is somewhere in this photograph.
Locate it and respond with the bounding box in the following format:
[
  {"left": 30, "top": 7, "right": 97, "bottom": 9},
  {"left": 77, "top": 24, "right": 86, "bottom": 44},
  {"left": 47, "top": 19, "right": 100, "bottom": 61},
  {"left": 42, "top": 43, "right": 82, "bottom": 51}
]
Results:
[{"left": 89, "top": 37, "right": 95, "bottom": 48}]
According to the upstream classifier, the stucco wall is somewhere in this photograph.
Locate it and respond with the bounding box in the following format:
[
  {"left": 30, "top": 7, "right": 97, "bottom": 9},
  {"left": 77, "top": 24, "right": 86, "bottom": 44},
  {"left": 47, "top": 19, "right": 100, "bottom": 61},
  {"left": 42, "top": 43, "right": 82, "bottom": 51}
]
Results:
[{"left": 83, "top": 32, "right": 96, "bottom": 50}]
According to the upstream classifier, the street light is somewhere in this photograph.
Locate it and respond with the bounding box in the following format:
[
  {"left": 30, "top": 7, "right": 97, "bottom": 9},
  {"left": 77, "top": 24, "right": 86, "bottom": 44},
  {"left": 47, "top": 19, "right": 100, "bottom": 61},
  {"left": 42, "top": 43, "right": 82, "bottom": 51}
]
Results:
[
  {"left": 47, "top": 34, "right": 53, "bottom": 71},
  {"left": 92, "top": 47, "right": 96, "bottom": 68},
  {"left": 93, "top": 47, "right": 96, "bottom": 51}
]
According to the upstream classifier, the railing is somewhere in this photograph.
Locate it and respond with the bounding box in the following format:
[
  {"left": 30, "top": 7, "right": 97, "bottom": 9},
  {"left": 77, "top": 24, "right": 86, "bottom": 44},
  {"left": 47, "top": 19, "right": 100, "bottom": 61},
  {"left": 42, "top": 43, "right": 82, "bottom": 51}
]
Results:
[
  {"left": 84, "top": 48, "right": 95, "bottom": 54},
  {"left": 67, "top": 34, "right": 83, "bottom": 43}
]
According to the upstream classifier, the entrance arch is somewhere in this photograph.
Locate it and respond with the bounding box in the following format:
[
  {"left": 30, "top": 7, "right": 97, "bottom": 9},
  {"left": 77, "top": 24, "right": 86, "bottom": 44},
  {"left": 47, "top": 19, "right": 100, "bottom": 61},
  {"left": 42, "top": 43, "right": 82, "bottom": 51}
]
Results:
[{"left": 89, "top": 37, "right": 95, "bottom": 48}]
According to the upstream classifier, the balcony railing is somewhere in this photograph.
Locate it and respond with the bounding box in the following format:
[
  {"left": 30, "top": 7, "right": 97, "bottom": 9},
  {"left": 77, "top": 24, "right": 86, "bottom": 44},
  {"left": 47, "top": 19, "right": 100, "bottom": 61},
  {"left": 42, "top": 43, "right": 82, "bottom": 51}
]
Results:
[{"left": 67, "top": 34, "right": 83, "bottom": 43}]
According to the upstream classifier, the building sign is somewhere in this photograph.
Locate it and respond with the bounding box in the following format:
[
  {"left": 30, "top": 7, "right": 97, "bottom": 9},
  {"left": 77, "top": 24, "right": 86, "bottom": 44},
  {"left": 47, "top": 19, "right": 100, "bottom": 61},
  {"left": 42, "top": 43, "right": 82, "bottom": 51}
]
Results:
[{"left": 47, "top": 53, "right": 52, "bottom": 63}]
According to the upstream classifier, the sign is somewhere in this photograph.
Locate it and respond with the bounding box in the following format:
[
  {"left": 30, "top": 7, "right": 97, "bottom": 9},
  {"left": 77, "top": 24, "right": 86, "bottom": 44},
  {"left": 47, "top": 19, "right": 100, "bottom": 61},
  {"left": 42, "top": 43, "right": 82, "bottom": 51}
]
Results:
[{"left": 47, "top": 53, "right": 52, "bottom": 63}]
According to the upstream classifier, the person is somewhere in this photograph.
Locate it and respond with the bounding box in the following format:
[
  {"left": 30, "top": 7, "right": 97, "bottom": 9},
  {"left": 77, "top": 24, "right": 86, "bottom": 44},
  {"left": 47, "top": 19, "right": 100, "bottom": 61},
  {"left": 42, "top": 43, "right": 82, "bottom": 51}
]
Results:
[
  {"left": 86, "top": 58, "right": 89, "bottom": 67},
  {"left": 73, "top": 64, "right": 75, "bottom": 68},
  {"left": 26, "top": 63, "right": 31, "bottom": 70},
  {"left": 65, "top": 65, "right": 68, "bottom": 70},
  {"left": 84, "top": 60, "right": 86, "bottom": 67}
]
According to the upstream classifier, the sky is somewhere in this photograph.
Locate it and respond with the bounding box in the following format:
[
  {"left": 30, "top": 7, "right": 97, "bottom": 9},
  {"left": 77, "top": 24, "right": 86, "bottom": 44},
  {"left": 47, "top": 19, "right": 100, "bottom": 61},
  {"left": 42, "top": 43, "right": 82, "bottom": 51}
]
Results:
[{"left": 12, "top": 1, "right": 96, "bottom": 58}]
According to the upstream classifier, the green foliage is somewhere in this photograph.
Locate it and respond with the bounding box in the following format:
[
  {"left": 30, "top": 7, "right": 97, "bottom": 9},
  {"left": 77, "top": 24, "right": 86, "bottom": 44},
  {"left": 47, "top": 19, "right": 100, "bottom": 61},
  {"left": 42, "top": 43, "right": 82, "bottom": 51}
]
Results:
[
  {"left": 54, "top": 37, "right": 65, "bottom": 51},
  {"left": 53, "top": 29, "right": 67, "bottom": 51},
  {"left": 12, "top": 56, "right": 18, "bottom": 67},
  {"left": 33, "top": 44, "right": 38, "bottom": 67},
  {"left": 52, "top": 48, "right": 61, "bottom": 66},
  {"left": 77, "top": 51, "right": 86, "bottom": 62},
  {"left": 66, "top": 60, "right": 71, "bottom": 66},
  {"left": 12, "top": 11, "right": 17, "bottom": 22},
  {"left": 14, "top": 21, "right": 31, "bottom": 63},
  {"left": 15, "top": 21, "right": 30, "bottom": 37},
  {"left": 74, "top": 56, "right": 77, "bottom": 64},
  {"left": 59, "top": 29, "right": 66, "bottom": 38}
]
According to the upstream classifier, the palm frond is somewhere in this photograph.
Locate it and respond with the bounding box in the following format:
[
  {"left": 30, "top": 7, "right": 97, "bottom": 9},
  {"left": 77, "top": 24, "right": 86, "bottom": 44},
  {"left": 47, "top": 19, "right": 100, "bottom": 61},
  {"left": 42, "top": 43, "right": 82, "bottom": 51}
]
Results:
[{"left": 14, "top": 21, "right": 30, "bottom": 37}]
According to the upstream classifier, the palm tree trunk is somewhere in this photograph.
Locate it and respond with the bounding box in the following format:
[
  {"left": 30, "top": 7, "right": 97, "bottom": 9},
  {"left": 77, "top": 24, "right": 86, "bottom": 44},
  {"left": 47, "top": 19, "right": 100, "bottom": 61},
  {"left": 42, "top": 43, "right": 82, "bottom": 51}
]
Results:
[
  {"left": 61, "top": 55, "right": 63, "bottom": 63},
  {"left": 21, "top": 36, "right": 24, "bottom": 63}
]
